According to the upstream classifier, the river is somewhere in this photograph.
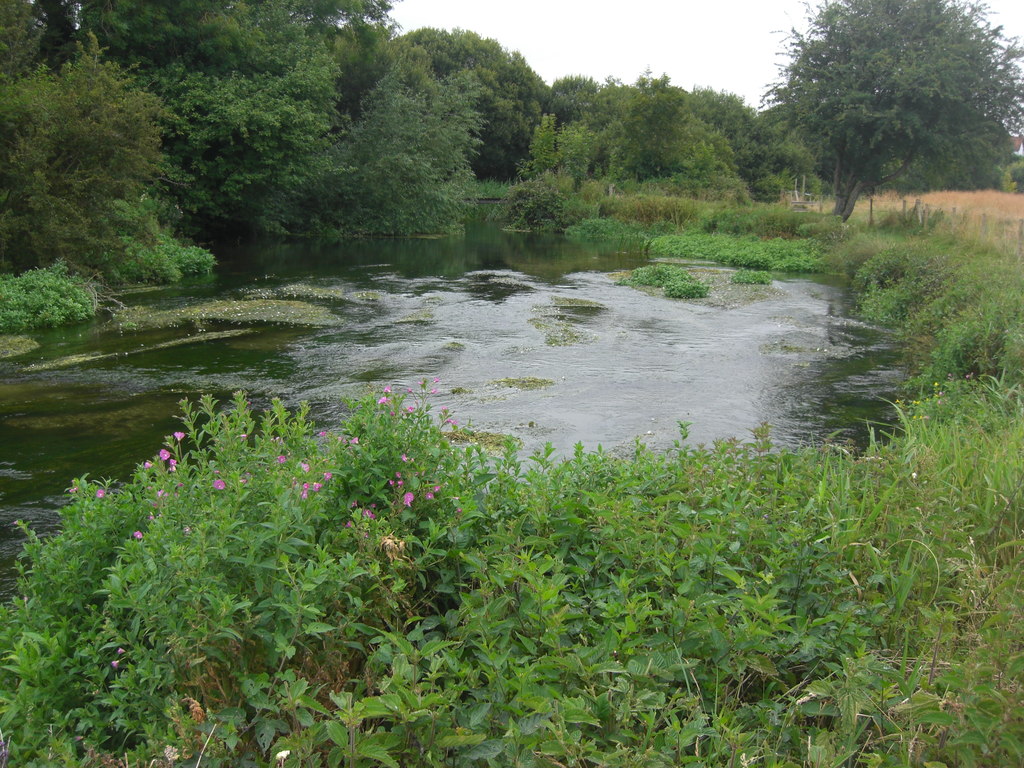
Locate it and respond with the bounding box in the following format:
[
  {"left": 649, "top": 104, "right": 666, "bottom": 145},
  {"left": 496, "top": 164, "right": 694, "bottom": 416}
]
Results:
[{"left": 0, "top": 222, "right": 901, "bottom": 595}]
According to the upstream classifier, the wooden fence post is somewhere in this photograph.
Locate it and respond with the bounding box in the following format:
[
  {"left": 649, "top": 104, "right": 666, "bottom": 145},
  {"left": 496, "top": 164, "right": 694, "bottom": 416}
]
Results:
[
  {"left": 915, "top": 199, "right": 923, "bottom": 225},
  {"left": 1018, "top": 219, "right": 1023, "bottom": 261},
  {"left": 902, "top": 199, "right": 907, "bottom": 219},
  {"left": 869, "top": 196, "right": 874, "bottom": 226}
]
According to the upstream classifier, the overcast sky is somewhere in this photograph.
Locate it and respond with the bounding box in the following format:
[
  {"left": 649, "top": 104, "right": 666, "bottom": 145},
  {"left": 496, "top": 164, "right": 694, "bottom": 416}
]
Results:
[{"left": 389, "top": 0, "right": 1024, "bottom": 109}]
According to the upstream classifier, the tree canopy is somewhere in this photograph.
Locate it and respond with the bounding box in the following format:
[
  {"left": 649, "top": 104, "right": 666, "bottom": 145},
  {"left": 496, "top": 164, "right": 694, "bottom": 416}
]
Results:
[{"left": 772, "top": 0, "right": 1024, "bottom": 219}]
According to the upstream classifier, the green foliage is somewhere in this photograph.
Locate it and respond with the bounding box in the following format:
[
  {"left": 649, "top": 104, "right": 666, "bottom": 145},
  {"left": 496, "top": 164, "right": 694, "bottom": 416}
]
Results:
[
  {"left": 0, "top": 262, "right": 95, "bottom": 332},
  {"left": 773, "top": 0, "right": 1024, "bottom": 219},
  {"left": 154, "top": 3, "right": 338, "bottom": 235},
  {"left": 4, "top": 377, "right": 1023, "bottom": 766},
  {"left": 396, "top": 28, "right": 547, "bottom": 180},
  {"left": 0, "top": 0, "right": 39, "bottom": 78},
  {"left": 613, "top": 73, "right": 743, "bottom": 197},
  {"left": 649, "top": 233, "right": 823, "bottom": 272},
  {"left": 564, "top": 217, "right": 651, "bottom": 244},
  {"left": 105, "top": 233, "right": 217, "bottom": 286},
  {"left": 598, "top": 193, "right": 712, "bottom": 228},
  {"left": 525, "top": 112, "right": 558, "bottom": 177},
  {"left": 0, "top": 38, "right": 164, "bottom": 272},
  {"left": 699, "top": 206, "right": 824, "bottom": 238},
  {"left": 731, "top": 269, "right": 773, "bottom": 285},
  {"left": 618, "top": 263, "right": 710, "bottom": 298},
  {"left": 503, "top": 175, "right": 587, "bottom": 232},
  {"left": 288, "top": 69, "right": 481, "bottom": 236}
]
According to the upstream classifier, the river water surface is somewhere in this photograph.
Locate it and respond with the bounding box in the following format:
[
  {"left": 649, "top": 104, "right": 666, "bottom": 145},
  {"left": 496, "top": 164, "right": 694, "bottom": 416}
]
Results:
[{"left": 0, "top": 223, "right": 901, "bottom": 595}]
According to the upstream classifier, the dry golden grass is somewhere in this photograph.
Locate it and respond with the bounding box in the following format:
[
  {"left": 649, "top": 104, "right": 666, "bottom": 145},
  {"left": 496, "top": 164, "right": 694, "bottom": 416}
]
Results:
[
  {"left": 871, "top": 189, "right": 1024, "bottom": 220},
  {"left": 846, "top": 190, "right": 1024, "bottom": 256}
]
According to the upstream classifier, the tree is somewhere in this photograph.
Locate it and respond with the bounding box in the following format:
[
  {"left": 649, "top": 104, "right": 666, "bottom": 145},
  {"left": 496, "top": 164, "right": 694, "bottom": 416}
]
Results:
[
  {"left": 0, "top": 38, "right": 163, "bottom": 271},
  {"left": 395, "top": 28, "right": 547, "bottom": 179},
  {"left": 773, "top": 0, "right": 1024, "bottom": 220},
  {"left": 284, "top": 68, "right": 481, "bottom": 236}
]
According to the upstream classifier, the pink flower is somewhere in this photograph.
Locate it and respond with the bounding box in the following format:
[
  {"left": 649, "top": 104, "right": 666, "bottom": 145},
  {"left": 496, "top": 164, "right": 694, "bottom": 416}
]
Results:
[
  {"left": 213, "top": 479, "right": 226, "bottom": 490},
  {"left": 143, "top": 461, "right": 152, "bottom": 469},
  {"left": 117, "top": 647, "right": 125, "bottom": 654},
  {"left": 426, "top": 492, "right": 434, "bottom": 500},
  {"left": 111, "top": 660, "right": 119, "bottom": 670},
  {"left": 323, "top": 472, "right": 333, "bottom": 481},
  {"left": 363, "top": 510, "right": 376, "bottom": 519},
  {"left": 403, "top": 492, "right": 414, "bottom": 507},
  {"left": 168, "top": 459, "right": 177, "bottom": 472},
  {"left": 133, "top": 531, "right": 143, "bottom": 540},
  {"left": 350, "top": 437, "right": 359, "bottom": 445},
  {"left": 96, "top": 488, "right": 105, "bottom": 499},
  {"left": 240, "top": 433, "right": 248, "bottom": 440},
  {"left": 159, "top": 449, "right": 171, "bottom": 461},
  {"left": 384, "top": 385, "right": 392, "bottom": 393},
  {"left": 300, "top": 462, "right": 310, "bottom": 472},
  {"left": 157, "top": 489, "right": 166, "bottom": 497},
  {"left": 401, "top": 454, "right": 409, "bottom": 462},
  {"left": 406, "top": 405, "right": 415, "bottom": 413},
  {"left": 433, "top": 377, "right": 440, "bottom": 383},
  {"left": 318, "top": 430, "right": 327, "bottom": 437},
  {"left": 312, "top": 483, "right": 322, "bottom": 492},
  {"left": 377, "top": 396, "right": 390, "bottom": 405},
  {"left": 277, "top": 455, "right": 287, "bottom": 464},
  {"left": 173, "top": 431, "right": 185, "bottom": 441}
]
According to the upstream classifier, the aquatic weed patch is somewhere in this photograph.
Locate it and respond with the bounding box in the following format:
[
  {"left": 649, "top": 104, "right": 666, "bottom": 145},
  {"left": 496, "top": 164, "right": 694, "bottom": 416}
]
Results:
[
  {"left": 617, "top": 262, "right": 710, "bottom": 299},
  {"left": 649, "top": 232, "right": 823, "bottom": 272},
  {"left": 115, "top": 299, "right": 341, "bottom": 329}
]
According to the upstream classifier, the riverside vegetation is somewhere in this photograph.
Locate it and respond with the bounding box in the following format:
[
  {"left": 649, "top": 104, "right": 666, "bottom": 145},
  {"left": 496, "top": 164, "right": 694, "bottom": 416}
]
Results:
[{"left": 1, "top": 200, "right": 1023, "bottom": 767}]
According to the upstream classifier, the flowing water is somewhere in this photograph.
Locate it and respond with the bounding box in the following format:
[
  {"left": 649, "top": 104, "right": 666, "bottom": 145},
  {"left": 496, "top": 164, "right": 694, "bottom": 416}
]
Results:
[{"left": 0, "top": 223, "right": 901, "bottom": 595}]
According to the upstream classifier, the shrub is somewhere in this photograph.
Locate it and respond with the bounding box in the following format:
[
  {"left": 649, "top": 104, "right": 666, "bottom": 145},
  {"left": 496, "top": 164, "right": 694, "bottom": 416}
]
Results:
[
  {"left": 730, "top": 269, "right": 773, "bottom": 285},
  {"left": 0, "top": 263, "right": 95, "bottom": 332},
  {"left": 105, "top": 234, "right": 217, "bottom": 285},
  {"left": 504, "top": 176, "right": 584, "bottom": 231}
]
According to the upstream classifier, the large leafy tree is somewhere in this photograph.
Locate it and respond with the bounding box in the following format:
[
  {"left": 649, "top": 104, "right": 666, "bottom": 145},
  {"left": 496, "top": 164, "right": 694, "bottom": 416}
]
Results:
[
  {"left": 0, "top": 38, "right": 163, "bottom": 271},
  {"left": 773, "top": 0, "right": 1024, "bottom": 220},
  {"left": 395, "top": 28, "right": 547, "bottom": 179}
]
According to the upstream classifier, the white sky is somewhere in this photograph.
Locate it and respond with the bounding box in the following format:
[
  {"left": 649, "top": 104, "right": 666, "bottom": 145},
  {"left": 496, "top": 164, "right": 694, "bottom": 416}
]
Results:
[{"left": 389, "top": 0, "right": 1024, "bottom": 110}]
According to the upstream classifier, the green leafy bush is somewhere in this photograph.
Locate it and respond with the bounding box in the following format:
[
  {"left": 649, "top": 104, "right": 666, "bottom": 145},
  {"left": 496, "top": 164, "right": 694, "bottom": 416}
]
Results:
[
  {"left": 648, "top": 232, "right": 823, "bottom": 272},
  {"left": 730, "top": 269, "right": 773, "bottom": 285},
  {"left": 699, "top": 206, "right": 821, "bottom": 238},
  {"left": 106, "top": 234, "right": 217, "bottom": 285},
  {"left": 504, "top": 176, "right": 586, "bottom": 231},
  {"left": 0, "top": 263, "right": 95, "bottom": 332}
]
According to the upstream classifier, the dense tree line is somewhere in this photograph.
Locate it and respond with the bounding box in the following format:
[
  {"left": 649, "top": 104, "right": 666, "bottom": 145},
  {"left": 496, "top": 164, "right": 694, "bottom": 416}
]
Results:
[{"left": 2, "top": 0, "right": 1021, "bottom": 285}]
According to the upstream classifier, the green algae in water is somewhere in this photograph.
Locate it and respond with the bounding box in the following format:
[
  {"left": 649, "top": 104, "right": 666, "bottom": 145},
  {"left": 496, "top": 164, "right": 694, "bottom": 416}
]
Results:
[
  {"left": 352, "top": 291, "right": 382, "bottom": 301},
  {"left": 444, "top": 341, "right": 465, "bottom": 350},
  {"left": 492, "top": 377, "right": 555, "bottom": 390},
  {"left": 528, "top": 317, "right": 588, "bottom": 346},
  {"left": 22, "top": 330, "right": 255, "bottom": 372},
  {"left": 450, "top": 386, "right": 473, "bottom": 394},
  {"left": 0, "top": 335, "right": 40, "bottom": 359},
  {"left": 552, "top": 297, "right": 606, "bottom": 309},
  {"left": 446, "top": 428, "right": 521, "bottom": 451},
  {"left": 396, "top": 307, "right": 435, "bottom": 324},
  {"left": 242, "top": 282, "right": 348, "bottom": 301},
  {"left": 116, "top": 299, "right": 340, "bottom": 330}
]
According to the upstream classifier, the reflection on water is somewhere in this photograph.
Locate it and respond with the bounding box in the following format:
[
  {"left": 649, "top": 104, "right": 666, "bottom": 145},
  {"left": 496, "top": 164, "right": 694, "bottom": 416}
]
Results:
[{"left": 0, "top": 222, "right": 900, "bottom": 595}]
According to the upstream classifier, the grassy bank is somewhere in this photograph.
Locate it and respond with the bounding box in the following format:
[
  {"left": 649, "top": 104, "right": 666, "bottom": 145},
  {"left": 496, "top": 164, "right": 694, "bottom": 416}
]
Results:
[{"left": 1, "top": 200, "right": 1022, "bottom": 767}]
